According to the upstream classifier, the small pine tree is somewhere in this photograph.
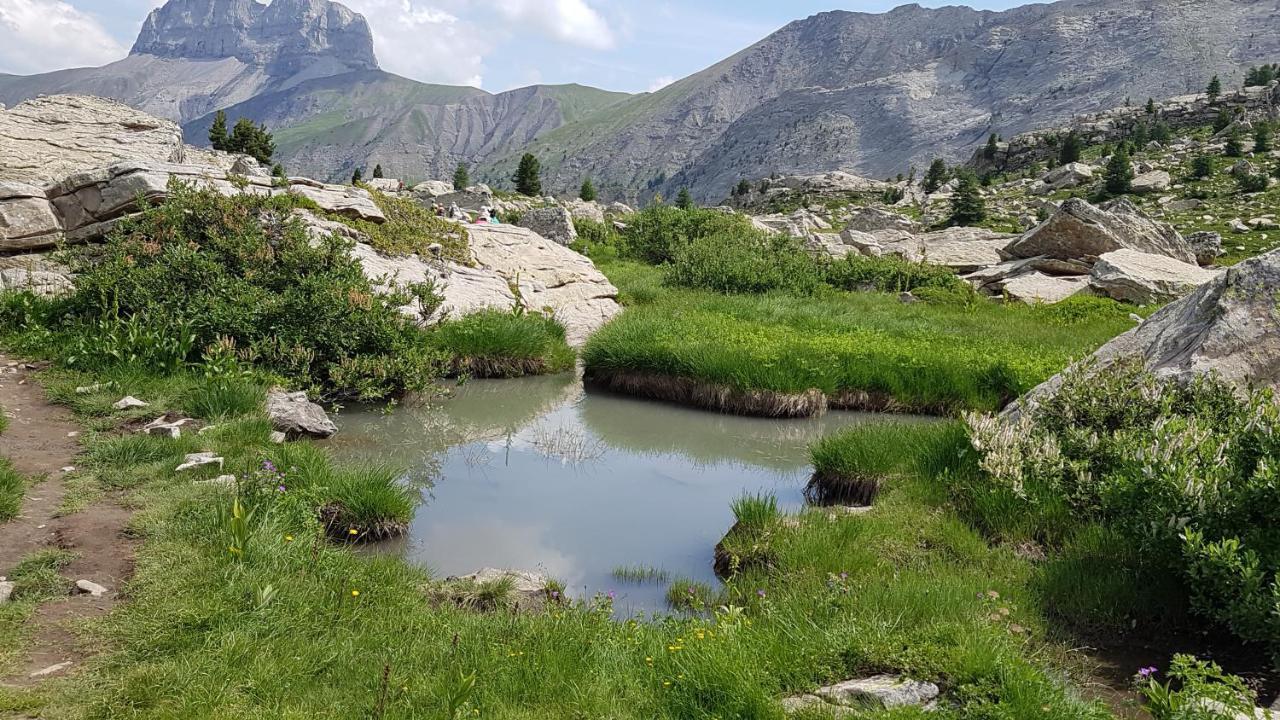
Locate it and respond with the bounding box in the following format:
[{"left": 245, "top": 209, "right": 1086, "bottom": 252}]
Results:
[
  {"left": 513, "top": 153, "right": 542, "bottom": 196},
  {"left": 208, "top": 110, "right": 229, "bottom": 151},
  {"left": 1130, "top": 122, "right": 1150, "bottom": 148},
  {"left": 676, "top": 187, "right": 694, "bottom": 210},
  {"left": 1104, "top": 146, "right": 1134, "bottom": 196},
  {"left": 1255, "top": 121, "right": 1273, "bottom": 154},
  {"left": 579, "top": 177, "right": 597, "bottom": 202},
  {"left": 1191, "top": 155, "right": 1214, "bottom": 179},
  {"left": 734, "top": 178, "right": 752, "bottom": 197},
  {"left": 1145, "top": 97, "right": 1156, "bottom": 115},
  {"left": 1059, "top": 130, "right": 1083, "bottom": 165},
  {"left": 227, "top": 118, "right": 275, "bottom": 165},
  {"left": 984, "top": 132, "right": 1000, "bottom": 160},
  {"left": 948, "top": 170, "right": 985, "bottom": 226},
  {"left": 271, "top": 163, "right": 286, "bottom": 179},
  {"left": 372, "top": 164, "right": 384, "bottom": 179},
  {"left": 1214, "top": 108, "right": 1234, "bottom": 133},
  {"left": 352, "top": 167, "right": 364, "bottom": 185},
  {"left": 1207, "top": 74, "right": 1222, "bottom": 101},
  {"left": 1225, "top": 128, "right": 1245, "bottom": 158},
  {"left": 1151, "top": 121, "right": 1173, "bottom": 146},
  {"left": 923, "top": 158, "right": 948, "bottom": 193},
  {"left": 453, "top": 162, "right": 470, "bottom": 191}
]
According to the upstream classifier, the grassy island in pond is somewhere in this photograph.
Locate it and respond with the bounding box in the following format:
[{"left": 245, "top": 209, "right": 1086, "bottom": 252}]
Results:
[{"left": 580, "top": 214, "right": 1140, "bottom": 417}]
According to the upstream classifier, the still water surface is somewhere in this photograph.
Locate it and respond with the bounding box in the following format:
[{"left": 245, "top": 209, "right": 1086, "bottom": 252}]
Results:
[{"left": 329, "top": 373, "right": 898, "bottom": 614}]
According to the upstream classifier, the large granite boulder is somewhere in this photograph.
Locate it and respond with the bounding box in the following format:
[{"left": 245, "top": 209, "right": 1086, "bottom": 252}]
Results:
[
  {"left": 466, "top": 223, "right": 621, "bottom": 346},
  {"left": 0, "top": 96, "right": 185, "bottom": 185},
  {"left": 1130, "top": 170, "right": 1172, "bottom": 194},
  {"left": 1187, "top": 231, "right": 1224, "bottom": 266},
  {"left": 563, "top": 199, "right": 606, "bottom": 224},
  {"left": 1005, "top": 198, "right": 1196, "bottom": 264},
  {"left": 881, "top": 227, "right": 1016, "bottom": 273},
  {"left": 844, "top": 207, "right": 920, "bottom": 234},
  {"left": 1012, "top": 248, "right": 1280, "bottom": 413},
  {"left": 517, "top": 206, "right": 578, "bottom": 245},
  {"left": 1001, "top": 272, "right": 1090, "bottom": 304},
  {"left": 411, "top": 180, "right": 455, "bottom": 198},
  {"left": 1089, "top": 249, "right": 1220, "bottom": 304},
  {"left": 365, "top": 178, "right": 404, "bottom": 193}
]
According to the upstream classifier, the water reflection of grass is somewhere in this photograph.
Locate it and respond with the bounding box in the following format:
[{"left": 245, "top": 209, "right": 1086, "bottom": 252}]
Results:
[
  {"left": 611, "top": 565, "right": 673, "bottom": 584},
  {"left": 528, "top": 423, "right": 608, "bottom": 465}
]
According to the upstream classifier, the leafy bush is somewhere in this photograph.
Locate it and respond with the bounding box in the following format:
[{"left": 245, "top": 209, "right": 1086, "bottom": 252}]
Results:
[
  {"left": 620, "top": 205, "right": 754, "bottom": 264},
  {"left": 65, "top": 181, "right": 447, "bottom": 400},
  {"left": 664, "top": 230, "right": 823, "bottom": 295},
  {"left": 432, "top": 309, "right": 575, "bottom": 378},
  {"left": 1137, "top": 655, "right": 1258, "bottom": 719},
  {"left": 824, "top": 254, "right": 975, "bottom": 296},
  {"left": 572, "top": 217, "right": 622, "bottom": 251},
  {"left": 961, "top": 360, "right": 1280, "bottom": 656}
]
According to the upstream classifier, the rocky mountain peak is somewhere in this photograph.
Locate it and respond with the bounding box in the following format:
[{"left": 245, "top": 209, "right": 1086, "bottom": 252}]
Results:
[{"left": 131, "top": 0, "right": 377, "bottom": 76}]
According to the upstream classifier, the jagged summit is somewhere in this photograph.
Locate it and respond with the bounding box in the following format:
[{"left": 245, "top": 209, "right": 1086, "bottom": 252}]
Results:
[{"left": 131, "top": 0, "right": 378, "bottom": 75}]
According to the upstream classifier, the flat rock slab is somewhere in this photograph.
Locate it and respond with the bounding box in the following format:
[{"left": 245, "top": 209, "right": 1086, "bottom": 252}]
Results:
[
  {"left": 175, "top": 452, "right": 224, "bottom": 472},
  {"left": 784, "top": 675, "right": 940, "bottom": 715},
  {"left": 1090, "top": 249, "right": 1220, "bottom": 304}
]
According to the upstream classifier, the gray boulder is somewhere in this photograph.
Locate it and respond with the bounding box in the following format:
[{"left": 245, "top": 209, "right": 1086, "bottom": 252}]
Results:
[
  {"left": 783, "top": 675, "right": 939, "bottom": 715},
  {"left": 265, "top": 389, "right": 337, "bottom": 439},
  {"left": 1001, "top": 272, "right": 1090, "bottom": 304},
  {"left": 843, "top": 206, "right": 920, "bottom": 234},
  {"left": 1089, "top": 249, "right": 1220, "bottom": 304},
  {"left": 1013, "top": 247, "right": 1280, "bottom": 413},
  {"left": 1005, "top": 197, "right": 1196, "bottom": 264},
  {"left": 1186, "top": 231, "right": 1224, "bottom": 266},
  {"left": 1130, "top": 170, "right": 1172, "bottom": 194},
  {"left": 365, "top": 178, "right": 404, "bottom": 193},
  {"left": 411, "top": 180, "right": 454, "bottom": 197},
  {"left": 516, "top": 206, "right": 578, "bottom": 245},
  {"left": 1031, "top": 162, "right": 1093, "bottom": 194}
]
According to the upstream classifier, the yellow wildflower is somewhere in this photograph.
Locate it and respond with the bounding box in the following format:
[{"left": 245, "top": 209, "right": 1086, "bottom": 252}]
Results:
[{"left": 351, "top": 589, "right": 360, "bottom": 597}]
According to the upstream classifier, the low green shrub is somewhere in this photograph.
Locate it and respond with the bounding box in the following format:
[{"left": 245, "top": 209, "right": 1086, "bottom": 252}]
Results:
[
  {"left": 961, "top": 360, "right": 1280, "bottom": 657},
  {"left": 572, "top": 217, "right": 622, "bottom": 251},
  {"left": 664, "top": 230, "right": 823, "bottom": 295},
  {"left": 432, "top": 310, "right": 575, "bottom": 378},
  {"left": 823, "top": 253, "right": 974, "bottom": 296},
  {"left": 621, "top": 205, "right": 755, "bottom": 264},
  {"left": 1137, "top": 655, "right": 1258, "bottom": 719},
  {"left": 342, "top": 188, "right": 469, "bottom": 263},
  {"left": 63, "top": 181, "right": 449, "bottom": 400}
]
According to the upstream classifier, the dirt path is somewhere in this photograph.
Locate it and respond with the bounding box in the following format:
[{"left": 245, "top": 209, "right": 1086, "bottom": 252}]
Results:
[{"left": 0, "top": 354, "right": 135, "bottom": 685}]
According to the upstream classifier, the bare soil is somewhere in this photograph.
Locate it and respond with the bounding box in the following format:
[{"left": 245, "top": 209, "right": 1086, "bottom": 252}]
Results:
[{"left": 0, "top": 354, "right": 136, "bottom": 685}]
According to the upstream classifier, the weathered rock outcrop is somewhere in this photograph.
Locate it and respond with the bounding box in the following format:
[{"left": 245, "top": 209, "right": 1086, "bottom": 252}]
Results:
[
  {"left": 1013, "top": 248, "right": 1280, "bottom": 411},
  {"left": 0, "top": 96, "right": 185, "bottom": 185},
  {"left": 466, "top": 224, "right": 621, "bottom": 346},
  {"left": 783, "top": 675, "right": 940, "bottom": 715},
  {"left": 1005, "top": 198, "right": 1196, "bottom": 265},
  {"left": 1090, "top": 249, "right": 1220, "bottom": 304},
  {"left": 1030, "top": 162, "right": 1094, "bottom": 195}
]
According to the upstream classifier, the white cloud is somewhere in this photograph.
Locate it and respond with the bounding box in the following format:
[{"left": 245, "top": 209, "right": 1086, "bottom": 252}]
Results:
[
  {"left": 0, "top": 0, "right": 126, "bottom": 74},
  {"left": 646, "top": 74, "right": 673, "bottom": 92},
  {"left": 493, "top": 0, "right": 615, "bottom": 50},
  {"left": 340, "top": 0, "right": 488, "bottom": 87}
]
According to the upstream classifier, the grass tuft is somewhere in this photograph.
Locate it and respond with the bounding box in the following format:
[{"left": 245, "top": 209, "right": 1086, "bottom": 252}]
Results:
[
  {"left": 433, "top": 310, "right": 576, "bottom": 378},
  {"left": 318, "top": 465, "right": 417, "bottom": 542}
]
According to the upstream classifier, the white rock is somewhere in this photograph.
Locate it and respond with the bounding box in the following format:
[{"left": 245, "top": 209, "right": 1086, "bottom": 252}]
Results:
[
  {"left": 0, "top": 580, "right": 13, "bottom": 604},
  {"left": 1090, "top": 249, "right": 1221, "bottom": 304},
  {"left": 74, "top": 579, "right": 108, "bottom": 597},
  {"left": 269, "top": 431, "right": 287, "bottom": 444},
  {"left": 112, "top": 396, "right": 149, "bottom": 410},
  {"left": 175, "top": 452, "right": 224, "bottom": 472},
  {"left": 193, "top": 475, "right": 237, "bottom": 489},
  {"left": 29, "top": 661, "right": 73, "bottom": 678},
  {"left": 265, "top": 389, "right": 337, "bottom": 439},
  {"left": 1001, "top": 272, "right": 1090, "bottom": 304}
]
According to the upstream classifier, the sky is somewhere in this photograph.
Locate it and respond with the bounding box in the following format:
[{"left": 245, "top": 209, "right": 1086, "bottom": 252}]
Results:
[{"left": 0, "top": 0, "right": 1029, "bottom": 93}]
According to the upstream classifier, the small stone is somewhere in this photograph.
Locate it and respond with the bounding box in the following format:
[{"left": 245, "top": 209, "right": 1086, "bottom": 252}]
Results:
[
  {"left": 112, "top": 396, "right": 149, "bottom": 410},
  {"left": 74, "top": 579, "right": 108, "bottom": 597},
  {"left": 29, "top": 661, "right": 73, "bottom": 678},
  {"left": 0, "top": 580, "right": 14, "bottom": 604},
  {"left": 60, "top": 466, "right": 75, "bottom": 473},
  {"left": 194, "top": 474, "right": 236, "bottom": 486},
  {"left": 814, "top": 675, "right": 941, "bottom": 710},
  {"left": 66, "top": 431, "right": 79, "bottom": 437},
  {"left": 269, "top": 431, "right": 287, "bottom": 444},
  {"left": 175, "top": 452, "right": 223, "bottom": 472}
]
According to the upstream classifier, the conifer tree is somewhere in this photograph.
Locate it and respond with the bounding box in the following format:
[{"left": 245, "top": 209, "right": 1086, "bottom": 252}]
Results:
[
  {"left": 513, "top": 154, "right": 542, "bottom": 197},
  {"left": 579, "top": 178, "right": 597, "bottom": 202},
  {"left": 1145, "top": 97, "right": 1156, "bottom": 115},
  {"left": 208, "top": 110, "right": 229, "bottom": 151},
  {"left": 984, "top": 132, "right": 1000, "bottom": 160},
  {"left": 1191, "top": 155, "right": 1214, "bottom": 179},
  {"left": 1255, "top": 122, "right": 1273, "bottom": 154},
  {"left": 676, "top": 187, "right": 694, "bottom": 210},
  {"left": 1225, "top": 128, "right": 1245, "bottom": 158},
  {"left": 923, "top": 158, "right": 948, "bottom": 193},
  {"left": 227, "top": 118, "right": 275, "bottom": 165},
  {"left": 1104, "top": 146, "right": 1134, "bottom": 196},
  {"left": 948, "top": 170, "right": 985, "bottom": 226},
  {"left": 453, "top": 163, "right": 470, "bottom": 191},
  {"left": 372, "top": 164, "right": 384, "bottom": 179},
  {"left": 1207, "top": 74, "right": 1222, "bottom": 101},
  {"left": 352, "top": 167, "right": 363, "bottom": 185},
  {"left": 1059, "top": 130, "right": 1083, "bottom": 165}
]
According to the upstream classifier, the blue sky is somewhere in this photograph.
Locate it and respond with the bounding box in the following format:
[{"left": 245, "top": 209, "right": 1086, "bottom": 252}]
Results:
[{"left": 0, "top": 0, "right": 1029, "bottom": 92}]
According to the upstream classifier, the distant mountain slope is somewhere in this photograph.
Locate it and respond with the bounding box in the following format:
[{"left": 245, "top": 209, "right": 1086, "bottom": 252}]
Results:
[
  {"left": 0, "top": 0, "right": 629, "bottom": 183},
  {"left": 479, "top": 0, "right": 1280, "bottom": 202}
]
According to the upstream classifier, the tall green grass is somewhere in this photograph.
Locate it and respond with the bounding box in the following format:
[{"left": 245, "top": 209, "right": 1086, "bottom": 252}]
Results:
[
  {"left": 807, "top": 421, "right": 971, "bottom": 505},
  {"left": 584, "top": 291, "right": 1134, "bottom": 415},
  {"left": 433, "top": 310, "right": 576, "bottom": 378},
  {"left": 0, "top": 456, "right": 21, "bottom": 522}
]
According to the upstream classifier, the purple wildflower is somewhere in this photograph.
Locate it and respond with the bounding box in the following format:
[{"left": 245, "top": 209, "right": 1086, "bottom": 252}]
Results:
[
  {"left": 1137, "top": 667, "right": 1158, "bottom": 679},
  {"left": 756, "top": 589, "right": 766, "bottom": 598}
]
